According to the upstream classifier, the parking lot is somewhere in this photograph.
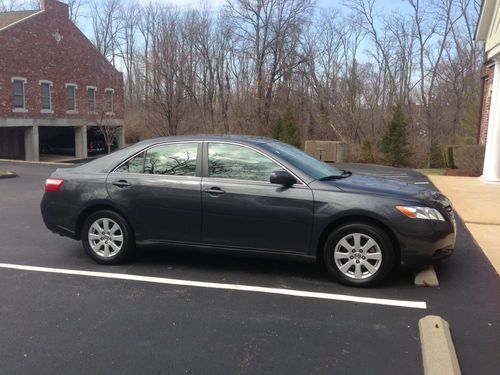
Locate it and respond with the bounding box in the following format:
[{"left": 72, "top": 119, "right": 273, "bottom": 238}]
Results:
[{"left": 0, "top": 161, "right": 499, "bottom": 374}]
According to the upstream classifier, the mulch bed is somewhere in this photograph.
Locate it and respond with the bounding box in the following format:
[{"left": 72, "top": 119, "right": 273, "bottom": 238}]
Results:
[
  {"left": 0, "top": 171, "right": 18, "bottom": 179},
  {"left": 444, "top": 169, "right": 481, "bottom": 177}
]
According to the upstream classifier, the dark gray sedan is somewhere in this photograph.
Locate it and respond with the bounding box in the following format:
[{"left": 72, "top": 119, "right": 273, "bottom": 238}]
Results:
[{"left": 41, "top": 135, "right": 456, "bottom": 286}]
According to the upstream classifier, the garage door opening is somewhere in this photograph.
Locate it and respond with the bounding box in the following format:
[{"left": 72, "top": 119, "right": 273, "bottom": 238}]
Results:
[
  {"left": 87, "top": 127, "right": 106, "bottom": 156},
  {"left": 0, "top": 127, "right": 25, "bottom": 160},
  {"left": 87, "top": 127, "right": 118, "bottom": 156},
  {"left": 39, "top": 127, "right": 75, "bottom": 157}
]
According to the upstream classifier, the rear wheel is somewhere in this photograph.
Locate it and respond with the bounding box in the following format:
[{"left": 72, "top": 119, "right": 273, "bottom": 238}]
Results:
[
  {"left": 323, "top": 222, "right": 394, "bottom": 287},
  {"left": 81, "top": 210, "right": 134, "bottom": 264}
]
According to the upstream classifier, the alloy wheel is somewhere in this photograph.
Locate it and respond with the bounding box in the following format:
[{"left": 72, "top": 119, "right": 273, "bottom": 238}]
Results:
[
  {"left": 88, "top": 218, "right": 124, "bottom": 258},
  {"left": 333, "top": 232, "right": 382, "bottom": 280}
]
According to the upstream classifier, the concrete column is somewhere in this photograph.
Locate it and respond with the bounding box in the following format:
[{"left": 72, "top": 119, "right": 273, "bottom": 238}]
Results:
[
  {"left": 481, "top": 60, "right": 500, "bottom": 183},
  {"left": 116, "top": 126, "right": 125, "bottom": 149},
  {"left": 75, "top": 125, "right": 88, "bottom": 159},
  {"left": 24, "top": 126, "right": 39, "bottom": 161}
]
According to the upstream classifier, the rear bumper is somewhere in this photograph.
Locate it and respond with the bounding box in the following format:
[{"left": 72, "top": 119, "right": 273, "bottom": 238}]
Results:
[
  {"left": 395, "top": 218, "right": 456, "bottom": 267},
  {"left": 40, "top": 194, "right": 79, "bottom": 240}
]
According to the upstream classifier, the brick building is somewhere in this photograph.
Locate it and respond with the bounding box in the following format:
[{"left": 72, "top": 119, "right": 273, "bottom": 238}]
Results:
[
  {"left": 477, "top": 0, "right": 500, "bottom": 182},
  {"left": 0, "top": 0, "right": 124, "bottom": 161},
  {"left": 479, "top": 61, "right": 494, "bottom": 146}
]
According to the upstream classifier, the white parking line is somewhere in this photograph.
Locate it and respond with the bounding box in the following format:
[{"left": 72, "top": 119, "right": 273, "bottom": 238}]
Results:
[{"left": 0, "top": 263, "right": 427, "bottom": 309}]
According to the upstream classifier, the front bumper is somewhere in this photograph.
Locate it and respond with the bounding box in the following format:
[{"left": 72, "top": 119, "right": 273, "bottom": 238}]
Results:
[{"left": 395, "top": 215, "right": 456, "bottom": 267}]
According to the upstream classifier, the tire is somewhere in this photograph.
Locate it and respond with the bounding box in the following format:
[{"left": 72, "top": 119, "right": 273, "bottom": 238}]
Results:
[
  {"left": 323, "top": 222, "right": 395, "bottom": 287},
  {"left": 81, "top": 210, "right": 135, "bottom": 264}
]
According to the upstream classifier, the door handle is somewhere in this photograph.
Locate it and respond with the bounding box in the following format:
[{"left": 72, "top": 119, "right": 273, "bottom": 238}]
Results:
[
  {"left": 112, "top": 180, "right": 131, "bottom": 188},
  {"left": 204, "top": 187, "right": 225, "bottom": 195}
]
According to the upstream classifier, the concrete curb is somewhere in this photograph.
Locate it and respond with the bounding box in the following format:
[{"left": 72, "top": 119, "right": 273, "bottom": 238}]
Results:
[
  {"left": 419, "top": 315, "right": 461, "bottom": 375},
  {"left": 415, "top": 266, "right": 439, "bottom": 287},
  {"left": 0, "top": 159, "right": 73, "bottom": 166}
]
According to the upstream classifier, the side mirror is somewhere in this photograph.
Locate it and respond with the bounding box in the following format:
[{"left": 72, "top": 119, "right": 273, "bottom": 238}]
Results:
[{"left": 270, "top": 170, "right": 297, "bottom": 187}]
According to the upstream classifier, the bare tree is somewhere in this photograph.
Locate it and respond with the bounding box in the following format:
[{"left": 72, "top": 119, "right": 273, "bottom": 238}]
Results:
[
  {"left": 83, "top": 0, "right": 482, "bottom": 167},
  {"left": 0, "top": 0, "right": 16, "bottom": 11},
  {"left": 90, "top": 0, "right": 123, "bottom": 66},
  {"left": 115, "top": 1, "right": 140, "bottom": 107},
  {"left": 0, "top": 0, "right": 37, "bottom": 11},
  {"left": 93, "top": 111, "right": 121, "bottom": 154},
  {"left": 225, "top": 0, "right": 314, "bottom": 127},
  {"left": 64, "top": 0, "right": 86, "bottom": 25}
]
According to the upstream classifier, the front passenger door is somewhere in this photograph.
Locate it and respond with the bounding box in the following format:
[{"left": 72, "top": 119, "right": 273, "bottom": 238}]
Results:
[{"left": 201, "top": 142, "right": 314, "bottom": 254}]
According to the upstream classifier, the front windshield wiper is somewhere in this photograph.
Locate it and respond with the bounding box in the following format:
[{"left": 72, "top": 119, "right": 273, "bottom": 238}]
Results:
[{"left": 318, "top": 169, "right": 352, "bottom": 181}]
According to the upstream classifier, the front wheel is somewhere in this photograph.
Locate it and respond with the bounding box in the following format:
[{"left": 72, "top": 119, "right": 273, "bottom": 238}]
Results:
[
  {"left": 323, "top": 223, "right": 395, "bottom": 287},
  {"left": 81, "top": 210, "right": 134, "bottom": 264}
]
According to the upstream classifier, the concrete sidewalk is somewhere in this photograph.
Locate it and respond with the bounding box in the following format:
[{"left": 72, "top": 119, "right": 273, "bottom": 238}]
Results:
[{"left": 429, "top": 175, "right": 500, "bottom": 276}]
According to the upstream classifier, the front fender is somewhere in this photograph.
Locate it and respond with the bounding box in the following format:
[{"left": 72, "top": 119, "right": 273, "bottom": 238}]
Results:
[{"left": 309, "top": 189, "right": 406, "bottom": 257}]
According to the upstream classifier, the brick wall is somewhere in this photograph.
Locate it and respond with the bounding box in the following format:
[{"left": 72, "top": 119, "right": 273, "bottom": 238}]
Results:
[
  {"left": 0, "top": 0, "right": 123, "bottom": 122},
  {"left": 479, "top": 62, "right": 494, "bottom": 145}
]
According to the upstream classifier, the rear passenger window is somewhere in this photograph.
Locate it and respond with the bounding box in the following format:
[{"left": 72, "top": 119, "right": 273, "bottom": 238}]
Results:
[
  {"left": 144, "top": 143, "right": 197, "bottom": 176},
  {"left": 115, "top": 152, "right": 145, "bottom": 173}
]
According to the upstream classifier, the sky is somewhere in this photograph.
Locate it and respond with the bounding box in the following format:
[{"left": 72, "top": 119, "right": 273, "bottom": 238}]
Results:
[
  {"left": 162, "top": 0, "right": 405, "bottom": 11},
  {"left": 115, "top": 0, "right": 410, "bottom": 13}
]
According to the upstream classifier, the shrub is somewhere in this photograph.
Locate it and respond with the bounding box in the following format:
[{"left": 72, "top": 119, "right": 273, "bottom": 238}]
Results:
[
  {"left": 380, "top": 103, "right": 411, "bottom": 166},
  {"left": 272, "top": 111, "right": 302, "bottom": 148},
  {"left": 429, "top": 143, "right": 445, "bottom": 168},
  {"left": 443, "top": 145, "right": 485, "bottom": 174},
  {"left": 357, "top": 139, "right": 376, "bottom": 163},
  {"left": 442, "top": 145, "right": 456, "bottom": 169}
]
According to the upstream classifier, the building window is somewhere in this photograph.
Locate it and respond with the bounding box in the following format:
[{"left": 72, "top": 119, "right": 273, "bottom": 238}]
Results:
[
  {"left": 39, "top": 80, "right": 53, "bottom": 112},
  {"left": 87, "top": 86, "right": 96, "bottom": 112},
  {"left": 105, "top": 88, "right": 114, "bottom": 113},
  {"left": 66, "top": 83, "right": 77, "bottom": 112},
  {"left": 12, "top": 77, "right": 27, "bottom": 111}
]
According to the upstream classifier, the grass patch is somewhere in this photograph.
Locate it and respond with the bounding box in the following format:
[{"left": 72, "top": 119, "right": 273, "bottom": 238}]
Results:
[{"left": 416, "top": 168, "right": 446, "bottom": 176}]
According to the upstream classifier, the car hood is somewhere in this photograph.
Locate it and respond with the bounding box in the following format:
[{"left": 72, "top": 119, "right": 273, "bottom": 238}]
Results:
[{"left": 325, "top": 174, "right": 431, "bottom": 200}]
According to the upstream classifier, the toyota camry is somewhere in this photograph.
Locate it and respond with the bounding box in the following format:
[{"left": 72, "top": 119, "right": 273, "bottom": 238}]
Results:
[{"left": 41, "top": 135, "right": 456, "bottom": 286}]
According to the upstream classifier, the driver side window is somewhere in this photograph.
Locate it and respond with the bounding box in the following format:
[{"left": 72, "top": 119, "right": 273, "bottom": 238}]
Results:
[{"left": 208, "top": 143, "right": 284, "bottom": 181}]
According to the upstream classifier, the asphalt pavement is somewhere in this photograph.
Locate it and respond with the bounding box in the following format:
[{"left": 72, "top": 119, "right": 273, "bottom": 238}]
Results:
[{"left": 0, "top": 161, "right": 498, "bottom": 374}]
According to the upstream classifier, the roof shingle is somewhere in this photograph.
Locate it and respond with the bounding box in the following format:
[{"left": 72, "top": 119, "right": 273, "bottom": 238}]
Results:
[{"left": 0, "top": 10, "right": 39, "bottom": 31}]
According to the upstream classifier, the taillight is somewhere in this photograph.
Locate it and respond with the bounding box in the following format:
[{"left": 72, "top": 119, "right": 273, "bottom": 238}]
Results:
[{"left": 45, "top": 178, "right": 64, "bottom": 192}]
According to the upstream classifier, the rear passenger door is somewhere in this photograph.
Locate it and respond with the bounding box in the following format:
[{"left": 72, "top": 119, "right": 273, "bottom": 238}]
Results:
[{"left": 107, "top": 142, "right": 202, "bottom": 244}]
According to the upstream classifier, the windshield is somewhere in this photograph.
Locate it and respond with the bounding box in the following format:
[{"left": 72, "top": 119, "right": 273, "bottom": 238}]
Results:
[{"left": 261, "top": 141, "right": 343, "bottom": 180}]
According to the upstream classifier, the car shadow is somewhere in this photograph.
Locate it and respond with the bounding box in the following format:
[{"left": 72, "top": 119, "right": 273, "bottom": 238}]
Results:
[
  {"left": 136, "top": 245, "right": 329, "bottom": 280},
  {"left": 128, "top": 245, "right": 415, "bottom": 289}
]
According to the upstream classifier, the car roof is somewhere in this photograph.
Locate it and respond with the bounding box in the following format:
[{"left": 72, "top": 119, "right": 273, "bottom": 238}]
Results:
[{"left": 137, "top": 134, "right": 274, "bottom": 147}]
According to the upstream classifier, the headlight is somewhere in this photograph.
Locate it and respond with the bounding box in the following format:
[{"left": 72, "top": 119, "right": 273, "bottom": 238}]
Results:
[{"left": 396, "top": 206, "right": 445, "bottom": 221}]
